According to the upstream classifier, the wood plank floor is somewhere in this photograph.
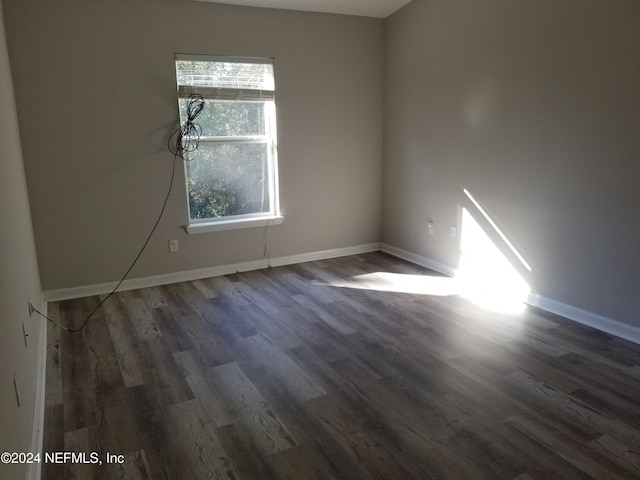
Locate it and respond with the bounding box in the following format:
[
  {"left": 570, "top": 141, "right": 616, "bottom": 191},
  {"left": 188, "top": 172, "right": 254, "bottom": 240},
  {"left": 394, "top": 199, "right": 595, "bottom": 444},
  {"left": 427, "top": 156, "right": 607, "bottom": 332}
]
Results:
[{"left": 43, "top": 252, "right": 640, "bottom": 479}]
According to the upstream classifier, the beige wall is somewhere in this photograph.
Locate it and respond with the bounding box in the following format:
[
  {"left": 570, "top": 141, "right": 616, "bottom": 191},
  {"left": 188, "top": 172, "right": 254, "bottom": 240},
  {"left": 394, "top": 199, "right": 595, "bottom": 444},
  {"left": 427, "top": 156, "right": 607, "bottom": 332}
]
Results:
[
  {"left": 4, "top": 0, "right": 383, "bottom": 290},
  {"left": 6, "top": 0, "right": 640, "bottom": 332},
  {"left": 384, "top": 0, "right": 640, "bottom": 326},
  {"left": 0, "top": 0, "right": 43, "bottom": 477}
]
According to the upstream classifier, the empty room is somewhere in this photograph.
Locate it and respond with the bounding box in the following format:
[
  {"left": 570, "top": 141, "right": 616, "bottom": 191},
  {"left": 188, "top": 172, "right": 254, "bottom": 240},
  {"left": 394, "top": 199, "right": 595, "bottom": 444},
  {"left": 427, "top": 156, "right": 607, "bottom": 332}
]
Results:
[{"left": 2, "top": 0, "right": 640, "bottom": 478}]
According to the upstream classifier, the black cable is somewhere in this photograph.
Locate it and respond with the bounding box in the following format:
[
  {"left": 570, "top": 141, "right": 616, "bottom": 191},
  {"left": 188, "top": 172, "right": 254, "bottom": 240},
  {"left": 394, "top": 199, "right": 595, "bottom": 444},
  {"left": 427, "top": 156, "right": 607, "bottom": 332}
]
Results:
[
  {"left": 33, "top": 94, "right": 205, "bottom": 333},
  {"left": 168, "top": 94, "right": 205, "bottom": 160}
]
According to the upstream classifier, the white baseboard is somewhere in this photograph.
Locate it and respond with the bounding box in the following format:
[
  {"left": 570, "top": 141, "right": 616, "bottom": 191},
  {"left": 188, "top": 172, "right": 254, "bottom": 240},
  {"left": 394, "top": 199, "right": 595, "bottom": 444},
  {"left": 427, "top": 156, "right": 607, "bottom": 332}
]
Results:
[
  {"left": 380, "top": 243, "right": 458, "bottom": 277},
  {"left": 43, "top": 240, "right": 640, "bottom": 345},
  {"left": 27, "top": 296, "right": 47, "bottom": 480},
  {"left": 43, "top": 243, "right": 382, "bottom": 302},
  {"left": 527, "top": 293, "right": 640, "bottom": 345},
  {"left": 381, "top": 243, "right": 640, "bottom": 345}
]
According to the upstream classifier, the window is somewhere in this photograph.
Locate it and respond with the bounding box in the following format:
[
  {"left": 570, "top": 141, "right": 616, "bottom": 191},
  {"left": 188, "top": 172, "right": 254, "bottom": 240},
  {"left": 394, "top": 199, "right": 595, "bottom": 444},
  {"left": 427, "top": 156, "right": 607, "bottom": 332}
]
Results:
[{"left": 175, "top": 55, "right": 282, "bottom": 233}]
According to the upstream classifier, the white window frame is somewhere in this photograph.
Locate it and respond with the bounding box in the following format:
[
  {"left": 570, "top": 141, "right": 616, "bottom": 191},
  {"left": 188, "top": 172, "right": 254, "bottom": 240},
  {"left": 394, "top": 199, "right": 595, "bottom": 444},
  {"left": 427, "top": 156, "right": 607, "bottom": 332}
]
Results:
[{"left": 175, "top": 54, "right": 283, "bottom": 234}]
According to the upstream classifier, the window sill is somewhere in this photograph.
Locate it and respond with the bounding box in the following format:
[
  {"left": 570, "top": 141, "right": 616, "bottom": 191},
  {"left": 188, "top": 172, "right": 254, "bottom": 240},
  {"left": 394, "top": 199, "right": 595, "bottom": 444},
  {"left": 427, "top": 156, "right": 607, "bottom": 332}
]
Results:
[{"left": 184, "top": 215, "right": 284, "bottom": 234}]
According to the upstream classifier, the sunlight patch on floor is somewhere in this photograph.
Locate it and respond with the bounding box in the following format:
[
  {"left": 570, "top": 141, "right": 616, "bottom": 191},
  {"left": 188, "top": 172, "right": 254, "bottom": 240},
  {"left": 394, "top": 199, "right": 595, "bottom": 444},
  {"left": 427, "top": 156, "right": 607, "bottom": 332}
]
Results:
[
  {"left": 316, "top": 264, "right": 528, "bottom": 315},
  {"left": 341, "top": 271, "right": 459, "bottom": 296}
]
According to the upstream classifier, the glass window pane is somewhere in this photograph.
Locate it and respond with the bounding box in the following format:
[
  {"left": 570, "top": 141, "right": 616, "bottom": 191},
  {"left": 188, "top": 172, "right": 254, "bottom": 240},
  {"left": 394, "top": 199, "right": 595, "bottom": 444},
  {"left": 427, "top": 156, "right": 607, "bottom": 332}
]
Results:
[
  {"left": 186, "top": 143, "right": 272, "bottom": 220},
  {"left": 179, "top": 100, "right": 266, "bottom": 137}
]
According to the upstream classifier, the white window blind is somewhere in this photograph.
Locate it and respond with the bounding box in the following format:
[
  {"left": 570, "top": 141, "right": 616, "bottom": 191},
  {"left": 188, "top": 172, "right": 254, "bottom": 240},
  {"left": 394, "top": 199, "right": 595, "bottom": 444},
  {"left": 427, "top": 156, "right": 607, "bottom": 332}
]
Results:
[{"left": 175, "top": 54, "right": 275, "bottom": 101}]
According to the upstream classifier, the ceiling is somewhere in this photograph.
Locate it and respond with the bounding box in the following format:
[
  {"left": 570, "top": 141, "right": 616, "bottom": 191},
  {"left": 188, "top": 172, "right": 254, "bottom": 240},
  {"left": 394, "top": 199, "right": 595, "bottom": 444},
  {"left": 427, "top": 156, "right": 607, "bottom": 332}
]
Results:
[{"left": 192, "top": 0, "right": 413, "bottom": 18}]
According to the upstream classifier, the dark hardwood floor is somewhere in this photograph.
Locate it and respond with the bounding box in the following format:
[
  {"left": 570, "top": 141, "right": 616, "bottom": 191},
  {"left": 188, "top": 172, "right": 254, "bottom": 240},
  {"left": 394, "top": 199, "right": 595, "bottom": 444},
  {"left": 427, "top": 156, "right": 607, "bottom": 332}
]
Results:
[{"left": 43, "top": 252, "right": 640, "bottom": 479}]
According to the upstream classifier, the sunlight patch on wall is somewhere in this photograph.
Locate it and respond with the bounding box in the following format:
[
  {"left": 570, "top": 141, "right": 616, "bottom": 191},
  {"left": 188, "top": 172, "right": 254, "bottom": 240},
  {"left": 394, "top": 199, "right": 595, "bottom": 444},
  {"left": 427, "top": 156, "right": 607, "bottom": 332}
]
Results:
[
  {"left": 458, "top": 206, "right": 530, "bottom": 313},
  {"left": 463, "top": 188, "right": 531, "bottom": 272}
]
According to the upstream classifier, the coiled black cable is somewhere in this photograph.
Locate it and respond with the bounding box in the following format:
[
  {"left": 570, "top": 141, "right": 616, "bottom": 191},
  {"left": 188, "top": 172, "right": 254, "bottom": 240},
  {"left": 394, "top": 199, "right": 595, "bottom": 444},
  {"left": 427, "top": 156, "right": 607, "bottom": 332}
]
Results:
[{"left": 168, "top": 93, "right": 205, "bottom": 160}]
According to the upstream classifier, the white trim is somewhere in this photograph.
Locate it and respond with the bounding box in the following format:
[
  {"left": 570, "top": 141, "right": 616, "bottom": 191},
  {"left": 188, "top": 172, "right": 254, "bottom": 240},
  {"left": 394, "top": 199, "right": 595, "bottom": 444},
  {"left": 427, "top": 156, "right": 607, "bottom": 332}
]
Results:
[
  {"left": 43, "top": 240, "right": 640, "bottom": 343},
  {"left": 380, "top": 243, "right": 458, "bottom": 277},
  {"left": 178, "top": 85, "right": 275, "bottom": 101},
  {"left": 43, "top": 243, "right": 381, "bottom": 302},
  {"left": 527, "top": 293, "right": 640, "bottom": 345},
  {"left": 185, "top": 215, "right": 283, "bottom": 234},
  {"left": 196, "top": 136, "right": 270, "bottom": 143},
  {"left": 381, "top": 243, "right": 640, "bottom": 345},
  {"left": 27, "top": 296, "right": 47, "bottom": 480}
]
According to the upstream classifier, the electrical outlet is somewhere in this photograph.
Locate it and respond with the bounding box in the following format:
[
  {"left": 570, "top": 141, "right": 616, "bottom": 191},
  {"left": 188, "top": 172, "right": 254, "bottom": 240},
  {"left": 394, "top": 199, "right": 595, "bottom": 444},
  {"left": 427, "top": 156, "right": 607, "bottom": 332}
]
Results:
[
  {"left": 169, "top": 239, "right": 179, "bottom": 253},
  {"left": 450, "top": 225, "right": 457, "bottom": 239},
  {"left": 428, "top": 222, "right": 435, "bottom": 235}
]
